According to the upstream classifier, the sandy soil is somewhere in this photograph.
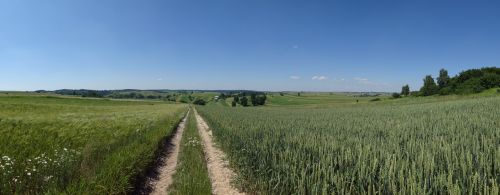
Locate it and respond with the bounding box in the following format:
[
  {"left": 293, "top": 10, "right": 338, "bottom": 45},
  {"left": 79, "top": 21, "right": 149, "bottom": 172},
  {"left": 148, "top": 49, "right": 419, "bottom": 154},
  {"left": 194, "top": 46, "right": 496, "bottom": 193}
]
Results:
[
  {"left": 194, "top": 109, "right": 245, "bottom": 195},
  {"left": 148, "top": 110, "right": 189, "bottom": 195}
]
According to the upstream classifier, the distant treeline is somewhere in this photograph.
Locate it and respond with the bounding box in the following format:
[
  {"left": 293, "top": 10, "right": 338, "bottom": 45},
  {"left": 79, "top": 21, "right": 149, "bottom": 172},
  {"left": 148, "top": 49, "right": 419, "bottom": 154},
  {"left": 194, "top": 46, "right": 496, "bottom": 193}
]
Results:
[
  {"left": 53, "top": 89, "right": 178, "bottom": 101},
  {"left": 400, "top": 67, "right": 500, "bottom": 97}
]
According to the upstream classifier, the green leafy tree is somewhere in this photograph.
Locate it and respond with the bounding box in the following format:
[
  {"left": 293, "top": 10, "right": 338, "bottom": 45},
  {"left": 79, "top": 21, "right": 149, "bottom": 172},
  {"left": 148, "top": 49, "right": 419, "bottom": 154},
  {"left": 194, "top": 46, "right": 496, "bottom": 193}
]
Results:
[
  {"left": 257, "top": 95, "right": 267, "bottom": 105},
  {"left": 231, "top": 101, "right": 236, "bottom": 107},
  {"left": 392, "top": 93, "right": 401, "bottom": 98},
  {"left": 193, "top": 99, "right": 206, "bottom": 105},
  {"left": 437, "top": 69, "right": 450, "bottom": 89},
  {"left": 401, "top": 85, "right": 410, "bottom": 96},
  {"left": 250, "top": 94, "right": 258, "bottom": 106},
  {"left": 240, "top": 96, "right": 249, "bottom": 107},
  {"left": 420, "top": 75, "right": 439, "bottom": 96},
  {"left": 233, "top": 95, "right": 239, "bottom": 103}
]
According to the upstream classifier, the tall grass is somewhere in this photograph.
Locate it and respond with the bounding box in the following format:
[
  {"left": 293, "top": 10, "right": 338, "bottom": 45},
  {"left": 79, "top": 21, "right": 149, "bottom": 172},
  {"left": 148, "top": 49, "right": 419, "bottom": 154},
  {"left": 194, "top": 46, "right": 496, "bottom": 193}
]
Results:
[
  {"left": 170, "top": 108, "right": 212, "bottom": 195},
  {"left": 0, "top": 96, "right": 187, "bottom": 194},
  {"left": 197, "top": 96, "right": 500, "bottom": 194}
]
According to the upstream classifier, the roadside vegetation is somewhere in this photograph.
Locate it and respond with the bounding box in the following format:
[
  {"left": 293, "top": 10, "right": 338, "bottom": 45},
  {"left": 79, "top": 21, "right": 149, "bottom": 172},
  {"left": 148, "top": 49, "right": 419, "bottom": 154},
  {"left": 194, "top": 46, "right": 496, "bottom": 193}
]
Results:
[
  {"left": 197, "top": 96, "right": 500, "bottom": 194},
  {"left": 170, "top": 109, "right": 212, "bottom": 195},
  {"left": 0, "top": 95, "right": 187, "bottom": 194}
]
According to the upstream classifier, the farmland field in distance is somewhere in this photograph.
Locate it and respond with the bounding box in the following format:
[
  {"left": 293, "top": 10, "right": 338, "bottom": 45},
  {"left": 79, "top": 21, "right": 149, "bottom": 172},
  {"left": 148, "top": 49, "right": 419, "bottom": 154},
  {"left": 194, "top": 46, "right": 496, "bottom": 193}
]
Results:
[
  {"left": 197, "top": 96, "right": 500, "bottom": 194},
  {"left": 0, "top": 95, "right": 187, "bottom": 194}
]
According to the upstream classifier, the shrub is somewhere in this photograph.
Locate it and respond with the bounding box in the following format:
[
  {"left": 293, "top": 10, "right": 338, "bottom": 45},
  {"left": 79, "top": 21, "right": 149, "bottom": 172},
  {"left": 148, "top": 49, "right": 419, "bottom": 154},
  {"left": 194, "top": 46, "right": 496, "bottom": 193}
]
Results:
[
  {"left": 240, "top": 96, "right": 249, "bottom": 107},
  {"left": 370, "top": 98, "right": 381, "bottom": 102},
  {"left": 392, "top": 93, "right": 401, "bottom": 98},
  {"left": 193, "top": 99, "right": 206, "bottom": 105}
]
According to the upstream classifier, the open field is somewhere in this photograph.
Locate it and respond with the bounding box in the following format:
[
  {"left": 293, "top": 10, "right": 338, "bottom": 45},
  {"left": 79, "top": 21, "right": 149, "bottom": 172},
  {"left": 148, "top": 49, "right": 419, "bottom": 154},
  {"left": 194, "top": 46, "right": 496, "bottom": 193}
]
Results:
[
  {"left": 1, "top": 91, "right": 499, "bottom": 194},
  {"left": 0, "top": 95, "right": 187, "bottom": 194},
  {"left": 197, "top": 95, "right": 500, "bottom": 194}
]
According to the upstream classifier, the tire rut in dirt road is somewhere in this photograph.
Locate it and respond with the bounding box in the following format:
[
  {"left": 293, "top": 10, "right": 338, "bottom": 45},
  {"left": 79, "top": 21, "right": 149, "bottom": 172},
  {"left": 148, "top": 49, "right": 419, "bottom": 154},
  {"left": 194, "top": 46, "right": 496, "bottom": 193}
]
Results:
[
  {"left": 147, "top": 110, "right": 189, "bottom": 195},
  {"left": 194, "top": 109, "right": 245, "bottom": 195}
]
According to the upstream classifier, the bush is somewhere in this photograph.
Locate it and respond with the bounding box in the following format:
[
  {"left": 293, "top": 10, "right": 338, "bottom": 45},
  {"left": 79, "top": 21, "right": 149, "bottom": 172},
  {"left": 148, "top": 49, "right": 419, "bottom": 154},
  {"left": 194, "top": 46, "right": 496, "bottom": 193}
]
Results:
[
  {"left": 240, "top": 96, "right": 249, "bottom": 107},
  {"left": 392, "top": 93, "right": 401, "bottom": 98},
  {"left": 370, "top": 98, "right": 381, "bottom": 102},
  {"left": 193, "top": 99, "right": 206, "bottom": 105},
  {"left": 231, "top": 101, "right": 236, "bottom": 107}
]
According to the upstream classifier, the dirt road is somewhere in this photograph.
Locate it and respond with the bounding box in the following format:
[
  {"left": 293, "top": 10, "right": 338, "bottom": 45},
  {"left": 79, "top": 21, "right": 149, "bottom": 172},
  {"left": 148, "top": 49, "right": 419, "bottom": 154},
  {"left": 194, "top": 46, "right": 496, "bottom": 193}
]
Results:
[
  {"left": 194, "top": 109, "right": 245, "bottom": 195},
  {"left": 148, "top": 110, "right": 189, "bottom": 195}
]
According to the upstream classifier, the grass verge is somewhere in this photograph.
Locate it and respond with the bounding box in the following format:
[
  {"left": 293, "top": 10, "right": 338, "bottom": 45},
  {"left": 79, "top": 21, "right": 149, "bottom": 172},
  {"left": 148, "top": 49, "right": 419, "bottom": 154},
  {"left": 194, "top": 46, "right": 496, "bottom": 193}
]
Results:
[{"left": 170, "top": 107, "right": 212, "bottom": 195}]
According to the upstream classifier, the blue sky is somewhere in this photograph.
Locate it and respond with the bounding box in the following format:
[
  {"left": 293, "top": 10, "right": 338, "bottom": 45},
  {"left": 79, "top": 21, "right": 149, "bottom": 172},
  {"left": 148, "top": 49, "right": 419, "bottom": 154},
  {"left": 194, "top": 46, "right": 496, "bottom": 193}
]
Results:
[{"left": 1, "top": 0, "right": 499, "bottom": 92}]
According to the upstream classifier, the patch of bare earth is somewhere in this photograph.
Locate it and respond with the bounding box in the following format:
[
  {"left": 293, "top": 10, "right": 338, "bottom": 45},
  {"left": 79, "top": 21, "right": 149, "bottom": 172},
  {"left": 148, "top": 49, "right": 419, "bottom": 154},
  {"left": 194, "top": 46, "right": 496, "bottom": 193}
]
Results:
[
  {"left": 148, "top": 110, "right": 189, "bottom": 195},
  {"left": 194, "top": 109, "right": 245, "bottom": 195}
]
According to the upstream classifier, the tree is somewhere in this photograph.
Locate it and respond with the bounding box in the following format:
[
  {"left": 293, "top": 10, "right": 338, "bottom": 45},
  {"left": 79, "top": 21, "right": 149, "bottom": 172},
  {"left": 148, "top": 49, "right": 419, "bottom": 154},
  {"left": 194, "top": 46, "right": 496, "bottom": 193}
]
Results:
[
  {"left": 257, "top": 95, "right": 267, "bottom": 105},
  {"left": 250, "top": 94, "right": 258, "bottom": 106},
  {"left": 298, "top": 92, "right": 301, "bottom": 96},
  {"left": 392, "top": 93, "right": 401, "bottom": 98},
  {"left": 437, "top": 69, "right": 450, "bottom": 89},
  {"left": 420, "top": 75, "right": 439, "bottom": 96},
  {"left": 193, "top": 99, "right": 206, "bottom": 105},
  {"left": 240, "top": 96, "right": 249, "bottom": 107},
  {"left": 231, "top": 101, "right": 236, "bottom": 107},
  {"left": 234, "top": 95, "right": 239, "bottom": 103},
  {"left": 401, "top": 85, "right": 410, "bottom": 96}
]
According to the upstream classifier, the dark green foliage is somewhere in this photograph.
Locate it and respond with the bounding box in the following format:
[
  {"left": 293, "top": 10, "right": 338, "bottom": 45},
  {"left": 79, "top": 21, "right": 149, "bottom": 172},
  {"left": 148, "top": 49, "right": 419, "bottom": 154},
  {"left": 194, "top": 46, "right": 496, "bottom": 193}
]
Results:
[
  {"left": 234, "top": 95, "right": 239, "bottom": 103},
  {"left": 250, "top": 94, "right": 267, "bottom": 106},
  {"left": 297, "top": 92, "right": 301, "bottom": 96},
  {"left": 219, "top": 93, "right": 227, "bottom": 100},
  {"left": 193, "top": 99, "right": 206, "bottom": 105},
  {"left": 410, "top": 91, "right": 420, "bottom": 97},
  {"left": 414, "top": 67, "right": 500, "bottom": 96},
  {"left": 437, "top": 68, "right": 450, "bottom": 89},
  {"left": 401, "top": 85, "right": 410, "bottom": 96},
  {"left": 257, "top": 95, "right": 267, "bottom": 105},
  {"left": 231, "top": 101, "right": 237, "bottom": 107},
  {"left": 370, "top": 98, "right": 381, "bottom": 102},
  {"left": 251, "top": 94, "right": 258, "bottom": 106},
  {"left": 443, "top": 67, "right": 499, "bottom": 94},
  {"left": 420, "top": 75, "right": 439, "bottom": 96},
  {"left": 240, "top": 96, "right": 249, "bottom": 107},
  {"left": 279, "top": 92, "right": 284, "bottom": 96},
  {"left": 392, "top": 93, "right": 401, "bottom": 98}
]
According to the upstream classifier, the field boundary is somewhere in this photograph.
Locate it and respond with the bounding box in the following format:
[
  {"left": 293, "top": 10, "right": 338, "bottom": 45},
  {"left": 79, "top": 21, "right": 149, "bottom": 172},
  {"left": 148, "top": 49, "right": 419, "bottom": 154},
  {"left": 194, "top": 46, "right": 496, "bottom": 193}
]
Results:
[{"left": 132, "top": 109, "right": 189, "bottom": 194}]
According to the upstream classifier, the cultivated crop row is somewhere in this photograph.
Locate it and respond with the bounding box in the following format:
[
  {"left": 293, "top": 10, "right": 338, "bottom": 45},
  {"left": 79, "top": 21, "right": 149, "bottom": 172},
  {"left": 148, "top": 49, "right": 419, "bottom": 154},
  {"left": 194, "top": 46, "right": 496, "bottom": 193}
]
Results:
[{"left": 197, "top": 97, "right": 500, "bottom": 194}]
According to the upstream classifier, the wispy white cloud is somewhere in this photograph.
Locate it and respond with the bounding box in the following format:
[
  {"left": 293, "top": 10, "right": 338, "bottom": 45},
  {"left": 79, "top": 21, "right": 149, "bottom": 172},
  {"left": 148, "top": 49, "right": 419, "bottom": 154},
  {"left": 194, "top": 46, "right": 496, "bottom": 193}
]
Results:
[
  {"left": 156, "top": 78, "right": 163, "bottom": 81},
  {"left": 354, "top": 77, "right": 368, "bottom": 81},
  {"left": 289, "top": 76, "right": 301, "bottom": 80},
  {"left": 312, "top": 75, "right": 327, "bottom": 80}
]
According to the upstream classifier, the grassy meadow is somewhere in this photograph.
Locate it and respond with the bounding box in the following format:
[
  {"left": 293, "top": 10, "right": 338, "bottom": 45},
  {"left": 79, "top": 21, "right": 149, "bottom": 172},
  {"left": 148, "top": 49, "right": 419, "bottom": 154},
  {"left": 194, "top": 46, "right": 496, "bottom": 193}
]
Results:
[
  {"left": 197, "top": 95, "right": 500, "bottom": 194},
  {"left": 0, "top": 95, "right": 187, "bottom": 194}
]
